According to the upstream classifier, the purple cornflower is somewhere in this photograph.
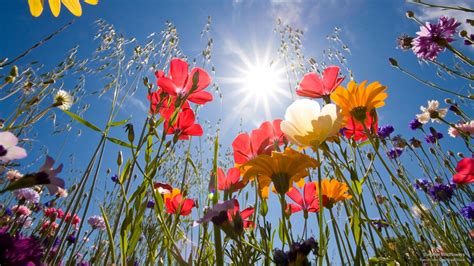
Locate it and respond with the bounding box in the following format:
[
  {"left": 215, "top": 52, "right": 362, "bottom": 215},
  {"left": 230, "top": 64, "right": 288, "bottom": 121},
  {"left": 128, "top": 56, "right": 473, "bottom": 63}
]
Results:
[
  {"left": 0, "top": 228, "right": 44, "bottom": 265},
  {"left": 412, "top": 16, "right": 461, "bottom": 60},
  {"left": 3, "top": 208, "right": 12, "bottom": 216},
  {"left": 428, "top": 183, "right": 454, "bottom": 202},
  {"left": 147, "top": 200, "right": 155, "bottom": 209},
  {"left": 371, "top": 218, "right": 389, "bottom": 231},
  {"left": 87, "top": 215, "right": 106, "bottom": 230},
  {"left": 66, "top": 234, "right": 77, "bottom": 244},
  {"left": 414, "top": 178, "right": 432, "bottom": 191},
  {"left": 409, "top": 119, "right": 423, "bottom": 130},
  {"left": 387, "top": 147, "right": 403, "bottom": 159},
  {"left": 425, "top": 132, "right": 443, "bottom": 144},
  {"left": 378, "top": 125, "right": 394, "bottom": 139},
  {"left": 13, "top": 188, "right": 40, "bottom": 203},
  {"left": 111, "top": 174, "right": 119, "bottom": 184},
  {"left": 460, "top": 202, "right": 474, "bottom": 219}
]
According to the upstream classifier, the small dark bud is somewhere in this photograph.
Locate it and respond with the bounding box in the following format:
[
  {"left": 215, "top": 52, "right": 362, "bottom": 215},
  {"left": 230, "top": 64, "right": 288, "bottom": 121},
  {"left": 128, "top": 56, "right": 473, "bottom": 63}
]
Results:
[{"left": 388, "top": 58, "right": 399, "bottom": 67}]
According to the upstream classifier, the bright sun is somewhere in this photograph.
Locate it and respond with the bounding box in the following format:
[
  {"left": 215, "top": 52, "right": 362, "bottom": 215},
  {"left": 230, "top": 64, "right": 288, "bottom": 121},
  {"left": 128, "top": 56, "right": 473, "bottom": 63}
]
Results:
[{"left": 224, "top": 55, "right": 290, "bottom": 122}]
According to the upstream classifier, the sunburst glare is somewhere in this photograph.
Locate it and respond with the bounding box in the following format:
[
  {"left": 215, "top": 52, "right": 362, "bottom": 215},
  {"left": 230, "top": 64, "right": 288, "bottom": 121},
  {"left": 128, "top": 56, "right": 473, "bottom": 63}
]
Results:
[{"left": 222, "top": 49, "right": 291, "bottom": 126}]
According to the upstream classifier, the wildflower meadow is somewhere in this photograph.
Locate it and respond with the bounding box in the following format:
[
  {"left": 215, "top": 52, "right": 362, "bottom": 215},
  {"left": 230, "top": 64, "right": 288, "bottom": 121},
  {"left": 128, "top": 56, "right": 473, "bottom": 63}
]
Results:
[{"left": 0, "top": 0, "right": 473, "bottom": 265}]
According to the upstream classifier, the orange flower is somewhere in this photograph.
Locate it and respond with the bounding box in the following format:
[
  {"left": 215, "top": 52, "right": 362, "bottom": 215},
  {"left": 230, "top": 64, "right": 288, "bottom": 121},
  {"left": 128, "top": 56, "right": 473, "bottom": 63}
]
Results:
[
  {"left": 242, "top": 148, "right": 318, "bottom": 197},
  {"left": 316, "top": 179, "right": 352, "bottom": 208},
  {"left": 331, "top": 80, "right": 387, "bottom": 123}
]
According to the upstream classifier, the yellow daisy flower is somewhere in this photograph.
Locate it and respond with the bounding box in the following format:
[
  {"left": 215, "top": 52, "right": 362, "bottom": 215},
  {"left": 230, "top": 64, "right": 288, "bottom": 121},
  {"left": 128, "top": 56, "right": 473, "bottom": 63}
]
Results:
[
  {"left": 241, "top": 148, "right": 319, "bottom": 197},
  {"left": 316, "top": 179, "right": 352, "bottom": 209},
  {"left": 28, "top": 0, "right": 98, "bottom": 17},
  {"left": 331, "top": 80, "right": 387, "bottom": 122}
]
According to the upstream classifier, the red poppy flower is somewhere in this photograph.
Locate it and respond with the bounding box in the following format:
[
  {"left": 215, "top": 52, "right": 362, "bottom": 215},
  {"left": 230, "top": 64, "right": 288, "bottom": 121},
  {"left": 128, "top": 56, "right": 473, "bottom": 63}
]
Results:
[
  {"left": 148, "top": 90, "right": 190, "bottom": 119},
  {"left": 165, "top": 108, "right": 203, "bottom": 140},
  {"left": 259, "top": 119, "right": 287, "bottom": 148},
  {"left": 342, "top": 111, "right": 378, "bottom": 141},
  {"left": 228, "top": 199, "right": 255, "bottom": 228},
  {"left": 164, "top": 188, "right": 195, "bottom": 216},
  {"left": 452, "top": 158, "right": 474, "bottom": 184},
  {"left": 232, "top": 128, "right": 271, "bottom": 165},
  {"left": 155, "top": 58, "right": 212, "bottom": 105},
  {"left": 217, "top": 167, "right": 244, "bottom": 192},
  {"left": 286, "top": 182, "right": 320, "bottom": 214},
  {"left": 296, "top": 66, "right": 345, "bottom": 99}
]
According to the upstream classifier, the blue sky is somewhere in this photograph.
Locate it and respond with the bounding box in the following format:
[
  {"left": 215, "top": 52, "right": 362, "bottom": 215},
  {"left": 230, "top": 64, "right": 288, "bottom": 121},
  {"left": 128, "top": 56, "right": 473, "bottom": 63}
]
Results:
[{"left": 0, "top": 0, "right": 472, "bottom": 261}]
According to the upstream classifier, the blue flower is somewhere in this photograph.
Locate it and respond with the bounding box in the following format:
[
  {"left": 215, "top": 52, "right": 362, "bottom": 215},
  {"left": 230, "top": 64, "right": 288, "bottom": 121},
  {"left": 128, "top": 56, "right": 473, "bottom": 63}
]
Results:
[
  {"left": 428, "top": 183, "right": 454, "bottom": 202},
  {"left": 425, "top": 132, "right": 443, "bottom": 144},
  {"left": 147, "top": 200, "right": 155, "bottom": 209},
  {"left": 378, "top": 125, "right": 394, "bottom": 139},
  {"left": 460, "top": 202, "right": 474, "bottom": 219},
  {"left": 414, "top": 179, "right": 432, "bottom": 191},
  {"left": 387, "top": 147, "right": 403, "bottom": 159},
  {"left": 409, "top": 119, "right": 423, "bottom": 130},
  {"left": 111, "top": 174, "right": 119, "bottom": 184}
]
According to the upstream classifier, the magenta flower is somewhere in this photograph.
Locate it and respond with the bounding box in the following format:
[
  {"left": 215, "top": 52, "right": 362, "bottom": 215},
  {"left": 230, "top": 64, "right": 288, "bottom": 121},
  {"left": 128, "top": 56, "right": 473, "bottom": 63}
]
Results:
[{"left": 412, "top": 16, "right": 461, "bottom": 60}]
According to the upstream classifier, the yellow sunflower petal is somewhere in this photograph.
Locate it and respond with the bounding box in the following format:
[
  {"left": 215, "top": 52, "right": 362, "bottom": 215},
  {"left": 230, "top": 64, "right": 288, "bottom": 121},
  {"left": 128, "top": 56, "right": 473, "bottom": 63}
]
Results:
[
  {"left": 28, "top": 0, "right": 44, "bottom": 17},
  {"left": 84, "top": 0, "right": 99, "bottom": 4},
  {"left": 48, "top": 0, "right": 61, "bottom": 17},
  {"left": 61, "top": 0, "right": 82, "bottom": 16}
]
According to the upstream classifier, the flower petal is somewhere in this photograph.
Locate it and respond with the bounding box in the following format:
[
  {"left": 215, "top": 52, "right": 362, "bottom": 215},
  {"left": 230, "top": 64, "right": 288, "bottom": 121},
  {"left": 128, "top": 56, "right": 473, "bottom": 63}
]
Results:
[
  {"left": 169, "top": 58, "right": 189, "bottom": 89},
  {"left": 61, "top": 0, "right": 82, "bottom": 16},
  {"left": 28, "top": 0, "right": 44, "bottom": 17}
]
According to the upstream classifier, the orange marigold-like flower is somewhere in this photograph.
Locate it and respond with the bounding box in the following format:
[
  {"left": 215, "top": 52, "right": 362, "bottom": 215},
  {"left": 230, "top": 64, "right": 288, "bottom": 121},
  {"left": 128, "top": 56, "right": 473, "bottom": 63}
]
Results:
[
  {"left": 331, "top": 80, "right": 387, "bottom": 123},
  {"left": 316, "top": 179, "right": 352, "bottom": 209},
  {"left": 241, "top": 148, "right": 319, "bottom": 197}
]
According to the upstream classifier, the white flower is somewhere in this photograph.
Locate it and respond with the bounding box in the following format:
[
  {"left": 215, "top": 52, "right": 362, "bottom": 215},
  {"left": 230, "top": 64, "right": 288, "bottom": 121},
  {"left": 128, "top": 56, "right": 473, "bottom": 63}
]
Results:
[
  {"left": 6, "top": 169, "right": 23, "bottom": 181},
  {"left": 53, "top": 90, "right": 73, "bottom": 110},
  {"left": 448, "top": 120, "right": 474, "bottom": 138},
  {"left": 56, "top": 187, "right": 68, "bottom": 198},
  {"left": 411, "top": 204, "right": 428, "bottom": 219},
  {"left": 0, "top": 132, "right": 27, "bottom": 162},
  {"left": 416, "top": 100, "right": 447, "bottom": 124},
  {"left": 280, "top": 99, "right": 343, "bottom": 149}
]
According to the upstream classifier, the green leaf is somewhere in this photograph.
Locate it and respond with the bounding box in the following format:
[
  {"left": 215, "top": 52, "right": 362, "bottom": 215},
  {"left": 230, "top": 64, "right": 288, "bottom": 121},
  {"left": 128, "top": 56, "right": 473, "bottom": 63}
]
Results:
[
  {"left": 100, "top": 206, "right": 116, "bottom": 263},
  {"left": 109, "top": 119, "right": 130, "bottom": 127},
  {"left": 106, "top": 137, "right": 134, "bottom": 148},
  {"left": 357, "top": 140, "right": 370, "bottom": 148},
  {"left": 63, "top": 110, "right": 102, "bottom": 133}
]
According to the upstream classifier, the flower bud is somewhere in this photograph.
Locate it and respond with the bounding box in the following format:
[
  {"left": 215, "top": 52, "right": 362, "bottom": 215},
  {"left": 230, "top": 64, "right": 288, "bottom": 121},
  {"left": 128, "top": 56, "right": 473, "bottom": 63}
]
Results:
[
  {"left": 406, "top": 11, "right": 414, "bottom": 18},
  {"left": 125, "top": 124, "right": 135, "bottom": 143},
  {"left": 444, "top": 98, "right": 453, "bottom": 104},
  {"left": 117, "top": 151, "right": 123, "bottom": 166},
  {"left": 10, "top": 66, "right": 18, "bottom": 77},
  {"left": 460, "top": 30, "right": 467, "bottom": 37},
  {"left": 457, "top": 152, "right": 464, "bottom": 158},
  {"left": 388, "top": 58, "right": 399, "bottom": 67}
]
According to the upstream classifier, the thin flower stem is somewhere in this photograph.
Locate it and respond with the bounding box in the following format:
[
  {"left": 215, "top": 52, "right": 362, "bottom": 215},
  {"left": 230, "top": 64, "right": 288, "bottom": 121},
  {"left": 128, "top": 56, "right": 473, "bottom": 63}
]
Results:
[
  {"left": 444, "top": 43, "right": 474, "bottom": 66},
  {"left": 394, "top": 64, "right": 472, "bottom": 99},
  {"left": 329, "top": 209, "right": 346, "bottom": 265}
]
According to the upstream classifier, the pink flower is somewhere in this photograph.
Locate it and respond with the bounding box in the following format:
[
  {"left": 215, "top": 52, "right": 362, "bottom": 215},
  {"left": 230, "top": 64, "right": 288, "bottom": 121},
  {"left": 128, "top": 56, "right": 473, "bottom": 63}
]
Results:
[
  {"left": 65, "top": 213, "right": 81, "bottom": 225},
  {"left": 155, "top": 58, "right": 212, "bottom": 105},
  {"left": 296, "top": 66, "right": 344, "bottom": 99},
  {"left": 6, "top": 170, "right": 23, "bottom": 182},
  {"left": 448, "top": 120, "right": 474, "bottom": 138},
  {"left": 452, "top": 158, "right": 474, "bottom": 184},
  {"left": 0, "top": 132, "right": 27, "bottom": 162},
  {"left": 286, "top": 182, "right": 320, "bottom": 214},
  {"left": 217, "top": 167, "right": 244, "bottom": 192},
  {"left": 11, "top": 205, "right": 31, "bottom": 216}
]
